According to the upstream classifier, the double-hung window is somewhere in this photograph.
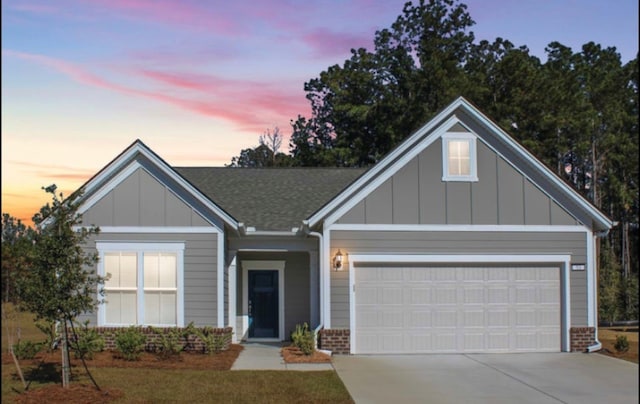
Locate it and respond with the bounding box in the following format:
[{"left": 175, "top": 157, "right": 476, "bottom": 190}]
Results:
[
  {"left": 442, "top": 132, "right": 478, "bottom": 182},
  {"left": 97, "top": 242, "right": 184, "bottom": 327}
]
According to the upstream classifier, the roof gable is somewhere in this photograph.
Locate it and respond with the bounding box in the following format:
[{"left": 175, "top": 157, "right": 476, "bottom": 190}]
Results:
[
  {"left": 76, "top": 140, "right": 238, "bottom": 230},
  {"left": 308, "top": 97, "right": 613, "bottom": 232}
]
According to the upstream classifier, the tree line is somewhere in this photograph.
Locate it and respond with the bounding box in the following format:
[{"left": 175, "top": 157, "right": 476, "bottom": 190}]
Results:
[{"left": 229, "top": 0, "right": 638, "bottom": 322}]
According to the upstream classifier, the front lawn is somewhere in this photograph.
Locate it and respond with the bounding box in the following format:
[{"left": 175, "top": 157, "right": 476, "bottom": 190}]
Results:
[
  {"left": 1, "top": 302, "right": 353, "bottom": 403},
  {"left": 2, "top": 365, "right": 353, "bottom": 403}
]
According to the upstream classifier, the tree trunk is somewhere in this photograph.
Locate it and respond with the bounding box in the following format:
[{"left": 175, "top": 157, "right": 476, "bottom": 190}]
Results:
[{"left": 61, "top": 320, "right": 70, "bottom": 388}]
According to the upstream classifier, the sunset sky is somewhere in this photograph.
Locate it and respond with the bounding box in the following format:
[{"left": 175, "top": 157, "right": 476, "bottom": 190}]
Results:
[{"left": 2, "top": 0, "right": 638, "bottom": 227}]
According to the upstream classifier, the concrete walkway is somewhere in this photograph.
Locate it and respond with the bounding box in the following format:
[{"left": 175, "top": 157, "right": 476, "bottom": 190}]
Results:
[{"left": 231, "top": 342, "right": 334, "bottom": 371}]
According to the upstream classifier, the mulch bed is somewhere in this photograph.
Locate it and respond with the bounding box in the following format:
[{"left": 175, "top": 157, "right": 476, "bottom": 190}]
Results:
[
  {"left": 281, "top": 346, "right": 332, "bottom": 363},
  {"left": 4, "top": 344, "right": 244, "bottom": 403}
]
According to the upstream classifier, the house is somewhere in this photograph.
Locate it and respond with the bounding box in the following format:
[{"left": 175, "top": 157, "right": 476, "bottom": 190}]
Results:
[{"left": 75, "top": 97, "right": 612, "bottom": 354}]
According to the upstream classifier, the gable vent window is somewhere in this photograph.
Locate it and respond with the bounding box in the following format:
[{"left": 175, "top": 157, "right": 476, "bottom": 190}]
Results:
[
  {"left": 442, "top": 133, "right": 478, "bottom": 182},
  {"left": 97, "top": 242, "right": 184, "bottom": 327}
]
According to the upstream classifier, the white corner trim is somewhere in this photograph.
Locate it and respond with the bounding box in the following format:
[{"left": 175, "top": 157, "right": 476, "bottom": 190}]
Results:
[
  {"left": 328, "top": 224, "right": 589, "bottom": 233},
  {"left": 241, "top": 260, "right": 285, "bottom": 340},
  {"left": 228, "top": 256, "right": 237, "bottom": 341},
  {"left": 347, "top": 253, "right": 572, "bottom": 353},
  {"left": 586, "top": 230, "right": 596, "bottom": 327},
  {"left": 217, "top": 232, "right": 225, "bottom": 327},
  {"left": 322, "top": 227, "right": 331, "bottom": 329}
]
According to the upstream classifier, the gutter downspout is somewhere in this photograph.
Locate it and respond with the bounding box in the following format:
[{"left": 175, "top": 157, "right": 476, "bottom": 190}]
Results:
[
  {"left": 587, "top": 225, "right": 615, "bottom": 353},
  {"left": 302, "top": 220, "right": 324, "bottom": 339}
]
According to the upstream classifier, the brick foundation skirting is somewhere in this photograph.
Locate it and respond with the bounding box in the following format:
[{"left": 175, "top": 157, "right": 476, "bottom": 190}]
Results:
[
  {"left": 570, "top": 327, "right": 596, "bottom": 352},
  {"left": 319, "top": 329, "right": 350, "bottom": 354},
  {"left": 93, "top": 326, "right": 233, "bottom": 353}
]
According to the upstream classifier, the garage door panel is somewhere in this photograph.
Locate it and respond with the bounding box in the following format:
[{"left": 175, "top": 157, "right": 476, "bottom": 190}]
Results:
[{"left": 355, "top": 265, "right": 560, "bottom": 354}]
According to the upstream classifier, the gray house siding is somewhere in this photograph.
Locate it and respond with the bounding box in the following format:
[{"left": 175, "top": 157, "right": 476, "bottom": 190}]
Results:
[
  {"left": 82, "top": 167, "right": 211, "bottom": 227},
  {"left": 79, "top": 232, "right": 218, "bottom": 326},
  {"left": 78, "top": 167, "right": 221, "bottom": 327},
  {"left": 336, "top": 137, "right": 579, "bottom": 226},
  {"left": 329, "top": 230, "right": 588, "bottom": 328}
]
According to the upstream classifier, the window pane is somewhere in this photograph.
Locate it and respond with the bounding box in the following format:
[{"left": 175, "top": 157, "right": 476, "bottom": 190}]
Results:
[
  {"left": 104, "top": 253, "right": 120, "bottom": 287},
  {"left": 144, "top": 253, "right": 160, "bottom": 288},
  {"left": 159, "top": 254, "right": 177, "bottom": 288},
  {"left": 105, "top": 291, "right": 137, "bottom": 324},
  {"left": 160, "top": 293, "right": 176, "bottom": 324},
  {"left": 105, "top": 252, "right": 137, "bottom": 287},
  {"left": 144, "top": 292, "right": 176, "bottom": 325},
  {"left": 144, "top": 292, "right": 160, "bottom": 324},
  {"left": 448, "top": 140, "right": 470, "bottom": 176},
  {"left": 120, "top": 253, "right": 137, "bottom": 287}
]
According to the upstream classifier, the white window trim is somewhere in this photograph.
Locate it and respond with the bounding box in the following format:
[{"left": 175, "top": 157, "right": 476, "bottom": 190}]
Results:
[
  {"left": 96, "top": 242, "right": 185, "bottom": 327},
  {"left": 442, "top": 132, "right": 478, "bottom": 182}
]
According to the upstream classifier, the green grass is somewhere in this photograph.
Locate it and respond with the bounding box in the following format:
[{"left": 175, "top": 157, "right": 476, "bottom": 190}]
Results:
[
  {"left": 2, "top": 366, "right": 354, "bottom": 403},
  {"left": 1, "top": 303, "right": 45, "bottom": 352},
  {"left": 1, "top": 304, "right": 354, "bottom": 403}
]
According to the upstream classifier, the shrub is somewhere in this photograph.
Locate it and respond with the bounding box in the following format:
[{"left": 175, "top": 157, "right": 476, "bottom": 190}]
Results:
[
  {"left": 71, "top": 320, "right": 105, "bottom": 359},
  {"left": 291, "top": 322, "right": 315, "bottom": 355},
  {"left": 192, "top": 326, "right": 227, "bottom": 354},
  {"left": 12, "top": 340, "right": 42, "bottom": 360},
  {"left": 149, "top": 326, "right": 187, "bottom": 358},
  {"left": 35, "top": 319, "right": 57, "bottom": 352},
  {"left": 114, "top": 326, "right": 146, "bottom": 361},
  {"left": 614, "top": 335, "right": 630, "bottom": 353}
]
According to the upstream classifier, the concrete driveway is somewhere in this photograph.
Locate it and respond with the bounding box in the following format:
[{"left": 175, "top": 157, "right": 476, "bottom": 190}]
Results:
[{"left": 333, "top": 353, "right": 638, "bottom": 404}]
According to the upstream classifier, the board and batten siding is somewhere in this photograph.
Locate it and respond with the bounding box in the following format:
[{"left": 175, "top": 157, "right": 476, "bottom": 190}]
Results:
[
  {"left": 337, "top": 139, "right": 578, "bottom": 226},
  {"left": 78, "top": 166, "right": 221, "bottom": 327},
  {"left": 329, "top": 231, "right": 588, "bottom": 328},
  {"left": 81, "top": 167, "right": 211, "bottom": 227}
]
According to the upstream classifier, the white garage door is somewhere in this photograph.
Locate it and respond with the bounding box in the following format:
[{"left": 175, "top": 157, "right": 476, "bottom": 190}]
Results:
[{"left": 354, "top": 265, "right": 560, "bottom": 354}]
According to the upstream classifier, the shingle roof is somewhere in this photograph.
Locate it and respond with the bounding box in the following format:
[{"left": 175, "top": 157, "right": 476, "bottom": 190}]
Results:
[{"left": 174, "top": 167, "right": 367, "bottom": 231}]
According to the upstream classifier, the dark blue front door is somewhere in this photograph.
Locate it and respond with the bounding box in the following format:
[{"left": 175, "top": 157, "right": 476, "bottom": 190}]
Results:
[{"left": 248, "top": 270, "right": 279, "bottom": 338}]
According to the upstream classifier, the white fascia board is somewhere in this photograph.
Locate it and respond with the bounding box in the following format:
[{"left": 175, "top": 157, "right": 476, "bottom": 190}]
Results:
[
  {"left": 82, "top": 226, "right": 220, "bottom": 233},
  {"left": 321, "top": 116, "right": 460, "bottom": 227},
  {"left": 329, "top": 224, "right": 589, "bottom": 233},
  {"left": 348, "top": 253, "right": 571, "bottom": 264},
  {"left": 78, "top": 142, "right": 238, "bottom": 230},
  {"left": 308, "top": 101, "right": 467, "bottom": 228},
  {"left": 458, "top": 99, "right": 613, "bottom": 230}
]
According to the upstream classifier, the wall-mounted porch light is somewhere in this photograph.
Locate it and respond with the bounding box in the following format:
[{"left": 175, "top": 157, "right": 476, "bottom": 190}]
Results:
[{"left": 333, "top": 249, "right": 343, "bottom": 271}]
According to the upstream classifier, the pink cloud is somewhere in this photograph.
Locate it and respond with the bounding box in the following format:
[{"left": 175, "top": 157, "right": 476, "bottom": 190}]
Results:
[
  {"left": 4, "top": 50, "right": 308, "bottom": 133},
  {"left": 302, "top": 28, "right": 374, "bottom": 58},
  {"left": 89, "top": 0, "right": 242, "bottom": 35},
  {"left": 6, "top": 160, "right": 96, "bottom": 181}
]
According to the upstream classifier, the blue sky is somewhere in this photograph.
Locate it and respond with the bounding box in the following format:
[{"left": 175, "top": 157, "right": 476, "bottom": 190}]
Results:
[{"left": 2, "top": 0, "right": 638, "bottom": 224}]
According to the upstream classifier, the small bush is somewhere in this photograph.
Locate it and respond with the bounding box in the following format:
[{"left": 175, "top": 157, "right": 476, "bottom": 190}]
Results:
[
  {"left": 72, "top": 320, "right": 105, "bottom": 359},
  {"left": 614, "top": 335, "right": 630, "bottom": 353},
  {"left": 192, "top": 326, "right": 227, "bottom": 354},
  {"left": 35, "top": 319, "right": 57, "bottom": 352},
  {"left": 149, "top": 326, "right": 187, "bottom": 358},
  {"left": 114, "top": 326, "right": 146, "bottom": 361},
  {"left": 291, "top": 322, "right": 315, "bottom": 355},
  {"left": 12, "top": 340, "right": 42, "bottom": 360}
]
